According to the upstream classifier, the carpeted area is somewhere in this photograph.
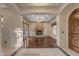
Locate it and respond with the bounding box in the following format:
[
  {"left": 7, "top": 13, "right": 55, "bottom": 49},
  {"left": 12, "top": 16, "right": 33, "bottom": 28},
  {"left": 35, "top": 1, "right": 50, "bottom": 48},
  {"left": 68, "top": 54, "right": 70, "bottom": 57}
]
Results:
[{"left": 24, "top": 36, "right": 57, "bottom": 48}]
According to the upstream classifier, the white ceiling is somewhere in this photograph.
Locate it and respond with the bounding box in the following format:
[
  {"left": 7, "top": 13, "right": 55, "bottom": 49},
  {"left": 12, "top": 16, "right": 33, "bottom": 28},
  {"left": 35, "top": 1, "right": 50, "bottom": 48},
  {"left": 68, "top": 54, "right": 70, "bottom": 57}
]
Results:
[
  {"left": 16, "top": 3, "right": 63, "bottom": 10},
  {"left": 16, "top": 3, "right": 64, "bottom": 14},
  {"left": 0, "top": 3, "right": 68, "bottom": 22}
]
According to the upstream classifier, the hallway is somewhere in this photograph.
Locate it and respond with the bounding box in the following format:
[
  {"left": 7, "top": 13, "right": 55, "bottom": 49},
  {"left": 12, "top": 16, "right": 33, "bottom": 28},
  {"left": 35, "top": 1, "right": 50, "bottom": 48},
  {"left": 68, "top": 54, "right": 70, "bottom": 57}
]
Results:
[{"left": 0, "top": 3, "right": 79, "bottom": 56}]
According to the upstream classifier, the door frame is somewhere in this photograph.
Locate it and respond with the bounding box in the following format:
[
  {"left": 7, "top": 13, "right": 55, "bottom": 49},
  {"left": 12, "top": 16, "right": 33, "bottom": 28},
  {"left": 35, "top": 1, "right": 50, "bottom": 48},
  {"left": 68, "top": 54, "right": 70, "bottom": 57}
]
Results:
[{"left": 69, "top": 8, "right": 79, "bottom": 52}]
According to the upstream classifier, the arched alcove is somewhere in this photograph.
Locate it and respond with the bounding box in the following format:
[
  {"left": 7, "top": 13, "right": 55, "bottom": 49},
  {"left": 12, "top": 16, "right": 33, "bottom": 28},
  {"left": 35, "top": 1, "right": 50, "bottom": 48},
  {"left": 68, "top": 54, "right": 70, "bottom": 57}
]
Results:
[{"left": 69, "top": 8, "right": 79, "bottom": 52}]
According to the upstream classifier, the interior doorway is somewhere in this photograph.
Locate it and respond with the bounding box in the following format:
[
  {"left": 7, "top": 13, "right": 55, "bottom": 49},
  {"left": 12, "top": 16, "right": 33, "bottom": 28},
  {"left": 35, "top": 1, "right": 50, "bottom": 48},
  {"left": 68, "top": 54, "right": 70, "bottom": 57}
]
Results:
[
  {"left": 23, "top": 21, "right": 29, "bottom": 48},
  {"left": 69, "top": 8, "right": 79, "bottom": 52}
]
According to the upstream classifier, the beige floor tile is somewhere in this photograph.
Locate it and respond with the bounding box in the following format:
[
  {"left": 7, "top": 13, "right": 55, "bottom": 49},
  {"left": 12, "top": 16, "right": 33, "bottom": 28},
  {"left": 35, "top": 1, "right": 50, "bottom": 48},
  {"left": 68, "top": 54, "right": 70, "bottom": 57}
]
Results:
[{"left": 15, "top": 48, "right": 66, "bottom": 56}]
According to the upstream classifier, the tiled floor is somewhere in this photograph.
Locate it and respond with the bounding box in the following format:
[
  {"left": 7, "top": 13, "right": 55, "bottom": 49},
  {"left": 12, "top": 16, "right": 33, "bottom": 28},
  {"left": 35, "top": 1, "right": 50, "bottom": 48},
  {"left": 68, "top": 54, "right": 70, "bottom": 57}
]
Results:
[
  {"left": 0, "top": 47, "right": 79, "bottom": 56},
  {"left": 14, "top": 48, "right": 67, "bottom": 56},
  {"left": 0, "top": 47, "right": 19, "bottom": 56},
  {"left": 61, "top": 48, "right": 79, "bottom": 56}
]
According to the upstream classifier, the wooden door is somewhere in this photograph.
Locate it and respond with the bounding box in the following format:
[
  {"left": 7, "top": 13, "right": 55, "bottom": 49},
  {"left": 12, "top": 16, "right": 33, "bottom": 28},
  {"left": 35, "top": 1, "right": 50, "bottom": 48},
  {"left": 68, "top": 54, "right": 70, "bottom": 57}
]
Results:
[{"left": 69, "top": 9, "right": 79, "bottom": 52}]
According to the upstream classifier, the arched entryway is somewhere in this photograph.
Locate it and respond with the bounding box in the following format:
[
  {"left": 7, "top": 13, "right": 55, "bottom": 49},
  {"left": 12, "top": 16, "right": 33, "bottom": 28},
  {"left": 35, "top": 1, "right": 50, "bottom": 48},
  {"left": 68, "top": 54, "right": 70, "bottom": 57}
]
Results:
[{"left": 69, "top": 8, "right": 79, "bottom": 52}]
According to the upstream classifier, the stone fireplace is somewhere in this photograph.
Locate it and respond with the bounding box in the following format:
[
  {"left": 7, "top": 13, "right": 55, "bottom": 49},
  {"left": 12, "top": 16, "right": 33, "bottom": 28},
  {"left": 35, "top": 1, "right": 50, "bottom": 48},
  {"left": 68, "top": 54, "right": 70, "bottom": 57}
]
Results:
[{"left": 35, "top": 22, "right": 44, "bottom": 36}]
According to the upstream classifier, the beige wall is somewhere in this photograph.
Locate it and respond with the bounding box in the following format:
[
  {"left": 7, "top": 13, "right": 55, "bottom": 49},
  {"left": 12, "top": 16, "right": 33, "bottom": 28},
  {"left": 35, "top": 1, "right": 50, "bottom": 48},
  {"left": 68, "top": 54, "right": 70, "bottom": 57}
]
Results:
[
  {"left": 58, "top": 3, "right": 79, "bottom": 48},
  {"left": 23, "top": 19, "right": 29, "bottom": 24},
  {"left": 1, "top": 8, "right": 23, "bottom": 48},
  {"left": 0, "top": 8, "right": 2, "bottom": 49},
  {"left": 49, "top": 17, "right": 60, "bottom": 46},
  {"left": 50, "top": 19, "right": 57, "bottom": 39},
  {"left": 0, "top": 16, "right": 1, "bottom": 49}
]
